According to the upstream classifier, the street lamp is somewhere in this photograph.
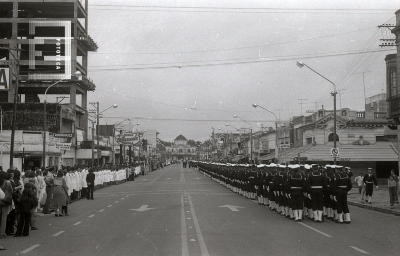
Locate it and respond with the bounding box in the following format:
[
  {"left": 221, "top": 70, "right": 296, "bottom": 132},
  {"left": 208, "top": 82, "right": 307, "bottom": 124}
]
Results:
[
  {"left": 297, "top": 61, "right": 337, "bottom": 164},
  {"left": 252, "top": 104, "right": 279, "bottom": 163},
  {"left": 233, "top": 115, "right": 253, "bottom": 164},
  {"left": 112, "top": 117, "right": 132, "bottom": 165},
  {"left": 42, "top": 71, "right": 82, "bottom": 168},
  {"left": 219, "top": 128, "right": 229, "bottom": 159},
  {"left": 90, "top": 102, "right": 118, "bottom": 167}
]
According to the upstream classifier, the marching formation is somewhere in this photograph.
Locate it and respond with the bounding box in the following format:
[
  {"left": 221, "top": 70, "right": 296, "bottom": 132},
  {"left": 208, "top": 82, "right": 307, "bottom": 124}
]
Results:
[{"left": 193, "top": 161, "right": 352, "bottom": 224}]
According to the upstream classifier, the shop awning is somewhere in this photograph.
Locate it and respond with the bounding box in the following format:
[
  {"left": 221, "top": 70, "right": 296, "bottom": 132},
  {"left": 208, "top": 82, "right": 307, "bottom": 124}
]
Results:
[{"left": 279, "top": 142, "right": 397, "bottom": 163}]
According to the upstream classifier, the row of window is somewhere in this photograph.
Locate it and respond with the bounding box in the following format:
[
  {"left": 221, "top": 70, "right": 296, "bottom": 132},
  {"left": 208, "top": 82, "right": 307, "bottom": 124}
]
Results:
[{"left": 167, "top": 148, "right": 193, "bottom": 153}]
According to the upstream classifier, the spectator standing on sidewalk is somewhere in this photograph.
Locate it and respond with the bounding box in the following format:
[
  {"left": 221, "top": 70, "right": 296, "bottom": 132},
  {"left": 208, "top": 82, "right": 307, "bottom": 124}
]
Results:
[
  {"left": 389, "top": 169, "right": 399, "bottom": 204},
  {"left": 388, "top": 175, "right": 397, "bottom": 207},
  {"left": 354, "top": 173, "right": 363, "bottom": 195},
  {"left": 86, "top": 168, "right": 95, "bottom": 200}
]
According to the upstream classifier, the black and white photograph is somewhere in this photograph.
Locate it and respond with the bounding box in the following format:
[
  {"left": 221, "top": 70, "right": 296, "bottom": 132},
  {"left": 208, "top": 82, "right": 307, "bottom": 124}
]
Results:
[{"left": 0, "top": 0, "right": 400, "bottom": 255}]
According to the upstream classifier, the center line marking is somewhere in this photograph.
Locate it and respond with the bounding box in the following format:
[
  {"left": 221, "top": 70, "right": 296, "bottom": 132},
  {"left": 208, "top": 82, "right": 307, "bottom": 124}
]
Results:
[
  {"left": 20, "top": 244, "right": 41, "bottom": 254},
  {"left": 298, "top": 222, "right": 332, "bottom": 238},
  {"left": 187, "top": 193, "right": 210, "bottom": 256},
  {"left": 99, "top": 209, "right": 105, "bottom": 212},
  {"left": 350, "top": 246, "right": 370, "bottom": 254},
  {"left": 181, "top": 194, "right": 189, "bottom": 256},
  {"left": 89, "top": 215, "right": 95, "bottom": 218},
  {"left": 73, "top": 222, "right": 81, "bottom": 226},
  {"left": 52, "top": 231, "right": 64, "bottom": 237},
  {"left": 108, "top": 205, "right": 112, "bottom": 207}
]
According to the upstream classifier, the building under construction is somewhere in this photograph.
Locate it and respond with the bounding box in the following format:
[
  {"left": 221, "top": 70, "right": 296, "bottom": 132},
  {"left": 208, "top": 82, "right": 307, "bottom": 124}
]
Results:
[{"left": 0, "top": 0, "right": 97, "bottom": 169}]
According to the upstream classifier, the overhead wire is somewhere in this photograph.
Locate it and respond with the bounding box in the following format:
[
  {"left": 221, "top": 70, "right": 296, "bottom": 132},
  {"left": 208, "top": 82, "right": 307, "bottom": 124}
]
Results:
[{"left": 310, "top": 16, "right": 395, "bottom": 110}]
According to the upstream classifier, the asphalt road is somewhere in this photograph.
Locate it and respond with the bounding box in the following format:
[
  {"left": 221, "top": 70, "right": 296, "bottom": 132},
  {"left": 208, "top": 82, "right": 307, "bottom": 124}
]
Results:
[{"left": 2, "top": 164, "right": 400, "bottom": 256}]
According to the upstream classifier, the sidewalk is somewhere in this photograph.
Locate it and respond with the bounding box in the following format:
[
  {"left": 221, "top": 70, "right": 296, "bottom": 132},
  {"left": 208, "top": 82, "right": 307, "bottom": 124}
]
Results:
[{"left": 347, "top": 185, "right": 400, "bottom": 216}]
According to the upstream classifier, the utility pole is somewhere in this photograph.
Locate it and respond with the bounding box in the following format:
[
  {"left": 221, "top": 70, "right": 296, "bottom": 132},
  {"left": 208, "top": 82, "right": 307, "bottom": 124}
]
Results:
[
  {"left": 336, "top": 89, "right": 347, "bottom": 109},
  {"left": 275, "top": 109, "right": 283, "bottom": 120},
  {"left": 96, "top": 102, "right": 100, "bottom": 166},
  {"left": 356, "top": 71, "right": 371, "bottom": 107},
  {"left": 91, "top": 121, "right": 94, "bottom": 166},
  {"left": 297, "top": 99, "right": 308, "bottom": 116},
  {"left": 6, "top": 46, "right": 21, "bottom": 169}
]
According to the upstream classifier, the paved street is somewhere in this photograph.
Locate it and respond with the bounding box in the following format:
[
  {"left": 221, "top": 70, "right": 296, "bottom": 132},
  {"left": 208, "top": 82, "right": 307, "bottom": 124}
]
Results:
[{"left": 2, "top": 164, "right": 400, "bottom": 256}]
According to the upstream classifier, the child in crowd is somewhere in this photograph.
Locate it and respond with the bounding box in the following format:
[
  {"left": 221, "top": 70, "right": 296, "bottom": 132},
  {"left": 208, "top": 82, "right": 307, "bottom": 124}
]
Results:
[
  {"left": 388, "top": 175, "right": 397, "bottom": 207},
  {"left": 14, "top": 183, "right": 37, "bottom": 237}
]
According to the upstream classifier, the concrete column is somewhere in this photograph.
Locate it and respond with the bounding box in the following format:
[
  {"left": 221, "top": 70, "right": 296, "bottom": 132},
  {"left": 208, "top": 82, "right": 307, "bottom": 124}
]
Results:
[{"left": 70, "top": 84, "right": 76, "bottom": 106}]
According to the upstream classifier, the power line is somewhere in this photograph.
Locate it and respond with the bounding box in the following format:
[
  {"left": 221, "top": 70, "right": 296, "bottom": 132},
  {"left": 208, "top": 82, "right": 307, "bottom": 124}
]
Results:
[
  {"left": 90, "top": 4, "right": 395, "bottom": 13},
  {"left": 89, "top": 26, "right": 377, "bottom": 56},
  {"left": 88, "top": 48, "right": 393, "bottom": 72},
  {"left": 100, "top": 117, "right": 278, "bottom": 123}
]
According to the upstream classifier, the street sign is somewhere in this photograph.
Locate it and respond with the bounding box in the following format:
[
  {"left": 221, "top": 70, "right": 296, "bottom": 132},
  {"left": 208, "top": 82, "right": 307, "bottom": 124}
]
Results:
[
  {"left": 56, "top": 143, "right": 72, "bottom": 150},
  {"left": 53, "top": 133, "right": 74, "bottom": 139},
  {"left": 330, "top": 148, "right": 339, "bottom": 158}
]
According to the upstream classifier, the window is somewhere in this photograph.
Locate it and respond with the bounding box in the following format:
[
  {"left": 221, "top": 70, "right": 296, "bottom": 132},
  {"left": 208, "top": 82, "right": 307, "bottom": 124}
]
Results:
[
  {"left": 342, "top": 110, "right": 347, "bottom": 116},
  {"left": 390, "top": 69, "right": 397, "bottom": 97},
  {"left": 188, "top": 149, "right": 190, "bottom": 153},
  {"left": 376, "top": 136, "right": 386, "bottom": 142},
  {"left": 179, "top": 149, "right": 183, "bottom": 153},
  {"left": 306, "top": 137, "right": 313, "bottom": 144},
  {"left": 318, "top": 111, "right": 324, "bottom": 117},
  {"left": 328, "top": 133, "right": 339, "bottom": 142}
]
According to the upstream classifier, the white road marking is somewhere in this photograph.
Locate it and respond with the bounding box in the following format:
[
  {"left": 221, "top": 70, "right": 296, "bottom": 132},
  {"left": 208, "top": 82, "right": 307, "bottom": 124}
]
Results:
[
  {"left": 130, "top": 205, "right": 154, "bottom": 212},
  {"left": 115, "top": 201, "right": 119, "bottom": 203},
  {"left": 121, "top": 198, "right": 125, "bottom": 200},
  {"left": 73, "top": 222, "right": 81, "bottom": 226},
  {"left": 187, "top": 218, "right": 191, "bottom": 220},
  {"left": 52, "top": 231, "right": 64, "bottom": 237},
  {"left": 181, "top": 195, "right": 189, "bottom": 256},
  {"left": 19, "top": 244, "right": 41, "bottom": 254},
  {"left": 99, "top": 209, "right": 105, "bottom": 212},
  {"left": 108, "top": 205, "right": 112, "bottom": 207},
  {"left": 298, "top": 222, "right": 332, "bottom": 238},
  {"left": 350, "top": 246, "right": 370, "bottom": 254},
  {"left": 190, "top": 239, "right": 196, "bottom": 241},
  {"left": 89, "top": 215, "right": 95, "bottom": 218},
  {"left": 187, "top": 194, "right": 210, "bottom": 256},
  {"left": 219, "top": 205, "right": 244, "bottom": 212}
]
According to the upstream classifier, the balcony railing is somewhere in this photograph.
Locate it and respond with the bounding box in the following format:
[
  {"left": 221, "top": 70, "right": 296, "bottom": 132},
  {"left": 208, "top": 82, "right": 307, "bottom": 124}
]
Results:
[
  {"left": 356, "top": 111, "right": 365, "bottom": 118},
  {"left": 374, "top": 112, "right": 387, "bottom": 119}
]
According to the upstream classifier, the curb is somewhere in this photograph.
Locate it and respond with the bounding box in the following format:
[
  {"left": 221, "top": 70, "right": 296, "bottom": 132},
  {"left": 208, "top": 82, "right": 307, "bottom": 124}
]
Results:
[{"left": 348, "top": 201, "right": 400, "bottom": 217}]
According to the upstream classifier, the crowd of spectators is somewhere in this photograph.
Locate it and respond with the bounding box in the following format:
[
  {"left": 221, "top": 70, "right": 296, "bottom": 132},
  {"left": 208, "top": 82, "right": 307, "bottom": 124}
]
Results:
[{"left": 0, "top": 163, "right": 145, "bottom": 251}]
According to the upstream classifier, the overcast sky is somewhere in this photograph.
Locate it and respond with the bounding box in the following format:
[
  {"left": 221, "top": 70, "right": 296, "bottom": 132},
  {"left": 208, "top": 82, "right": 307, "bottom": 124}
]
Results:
[{"left": 85, "top": 0, "right": 398, "bottom": 142}]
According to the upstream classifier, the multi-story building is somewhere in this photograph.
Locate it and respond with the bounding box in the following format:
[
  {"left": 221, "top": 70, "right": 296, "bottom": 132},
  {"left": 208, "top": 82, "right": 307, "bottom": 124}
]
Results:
[
  {"left": 0, "top": 0, "right": 97, "bottom": 169},
  {"left": 365, "top": 93, "right": 387, "bottom": 113},
  {"left": 279, "top": 107, "right": 395, "bottom": 178},
  {"left": 166, "top": 135, "right": 198, "bottom": 161}
]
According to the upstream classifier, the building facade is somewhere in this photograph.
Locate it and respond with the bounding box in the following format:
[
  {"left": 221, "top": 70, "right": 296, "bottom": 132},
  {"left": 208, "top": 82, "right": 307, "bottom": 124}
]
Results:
[
  {"left": 166, "top": 135, "right": 198, "bottom": 161},
  {"left": 0, "top": 0, "right": 97, "bottom": 169}
]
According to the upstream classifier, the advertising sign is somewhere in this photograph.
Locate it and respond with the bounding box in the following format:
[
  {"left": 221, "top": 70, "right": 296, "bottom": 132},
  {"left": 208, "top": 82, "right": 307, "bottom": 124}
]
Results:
[
  {"left": 0, "top": 67, "right": 10, "bottom": 90},
  {"left": 56, "top": 143, "right": 72, "bottom": 150}
]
